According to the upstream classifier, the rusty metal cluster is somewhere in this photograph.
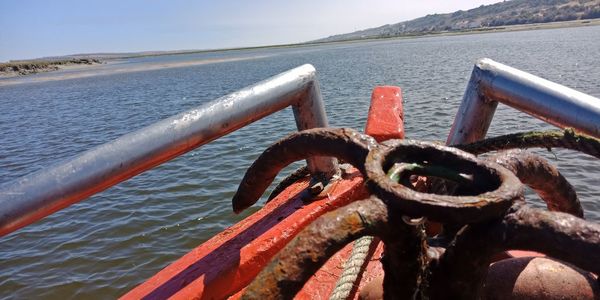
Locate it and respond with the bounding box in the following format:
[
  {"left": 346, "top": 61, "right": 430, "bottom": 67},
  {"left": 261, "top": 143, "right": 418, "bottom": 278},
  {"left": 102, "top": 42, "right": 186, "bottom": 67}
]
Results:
[{"left": 232, "top": 128, "right": 600, "bottom": 299}]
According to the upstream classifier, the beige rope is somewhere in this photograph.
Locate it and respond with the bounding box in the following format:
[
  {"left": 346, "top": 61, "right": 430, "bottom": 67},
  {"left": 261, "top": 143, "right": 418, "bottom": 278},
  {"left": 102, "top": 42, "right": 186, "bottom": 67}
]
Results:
[{"left": 329, "top": 236, "right": 375, "bottom": 300}]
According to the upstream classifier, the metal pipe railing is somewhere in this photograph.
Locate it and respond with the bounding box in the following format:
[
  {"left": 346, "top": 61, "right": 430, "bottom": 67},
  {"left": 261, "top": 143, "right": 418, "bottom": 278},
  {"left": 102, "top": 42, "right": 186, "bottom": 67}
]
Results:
[
  {"left": 0, "top": 64, "right": 337, "bottom": 237},
  {"left": 447, "top": 58, "right": 600, "bottom": 145}
]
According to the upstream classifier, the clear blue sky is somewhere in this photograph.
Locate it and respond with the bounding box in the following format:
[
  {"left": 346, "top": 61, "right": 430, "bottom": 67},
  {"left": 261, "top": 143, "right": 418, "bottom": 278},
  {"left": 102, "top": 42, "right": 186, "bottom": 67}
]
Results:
[{"left": 0, "top": 0, "right": 500, "bottom": 62}]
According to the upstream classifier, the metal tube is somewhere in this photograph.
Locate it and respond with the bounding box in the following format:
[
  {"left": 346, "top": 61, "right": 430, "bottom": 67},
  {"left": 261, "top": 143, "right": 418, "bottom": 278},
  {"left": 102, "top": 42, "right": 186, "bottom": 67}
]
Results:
[
  {"left": 0, "top": 64, "right": 337, "bottom": 237},
  {"left": 291, "top": 73, "right": 337, "bottom": 176},
  {"left": 447, "top": 58, "right": 600, "bottom": 145}
]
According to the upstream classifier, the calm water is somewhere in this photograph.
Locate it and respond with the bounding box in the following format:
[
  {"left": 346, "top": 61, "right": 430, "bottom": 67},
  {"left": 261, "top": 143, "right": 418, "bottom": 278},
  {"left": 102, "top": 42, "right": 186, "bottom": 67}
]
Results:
[{"left": 1, "top": 26, "right": 599, "bottom": 299}]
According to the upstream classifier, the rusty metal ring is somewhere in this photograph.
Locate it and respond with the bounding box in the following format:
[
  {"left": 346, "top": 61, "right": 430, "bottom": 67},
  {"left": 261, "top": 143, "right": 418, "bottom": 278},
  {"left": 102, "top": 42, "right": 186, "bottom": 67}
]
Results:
[{"left": 365, "top": 139, "right": 523, "bottom": 223}]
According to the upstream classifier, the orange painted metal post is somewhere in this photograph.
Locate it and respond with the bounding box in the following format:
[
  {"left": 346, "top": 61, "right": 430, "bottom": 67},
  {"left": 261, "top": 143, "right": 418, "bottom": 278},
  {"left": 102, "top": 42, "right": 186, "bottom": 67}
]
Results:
[
  {"left": 365, "top": 86, "right": 404, "bottom": 142},
  {"left": 123, "top": 86, "right": 405, "bottom": 299},
  {"left": 293, "top": 86, "right": 405, "bottom": 299},
  {"left": 349, "top": 86, "right": 403, "bottom": 298}
]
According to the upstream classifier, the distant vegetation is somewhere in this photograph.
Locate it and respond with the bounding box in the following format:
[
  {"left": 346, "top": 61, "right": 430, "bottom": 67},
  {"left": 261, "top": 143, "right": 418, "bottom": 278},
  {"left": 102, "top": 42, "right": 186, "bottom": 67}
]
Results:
[
  {"left": 0, "top": 58, "right": 101, "bottom": 77},
  {"left": 316, "top": 0, "right": 600, "bottom": 42}
]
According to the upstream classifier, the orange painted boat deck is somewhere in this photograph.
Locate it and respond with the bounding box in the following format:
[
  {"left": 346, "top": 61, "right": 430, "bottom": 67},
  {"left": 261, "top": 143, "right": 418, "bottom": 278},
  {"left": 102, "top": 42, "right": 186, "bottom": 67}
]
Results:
[
  {"left": 122, "top": 86, "right": 404, "bottom": 299},
  {"left": 122, "top": 85, "right": 542, "bottom": 299}
]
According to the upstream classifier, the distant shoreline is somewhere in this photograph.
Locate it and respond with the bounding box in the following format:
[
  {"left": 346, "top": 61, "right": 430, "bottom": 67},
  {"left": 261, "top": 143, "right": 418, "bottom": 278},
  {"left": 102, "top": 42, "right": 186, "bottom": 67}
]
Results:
[
  {"left": 110, "top": 18, "right": 600, "bottom": 59},
  {"left": 2, "top": 18, "right": 598, "bottom": 79},
  {"left": 304, "top": 18, "right": 600, "bottom": 46}
]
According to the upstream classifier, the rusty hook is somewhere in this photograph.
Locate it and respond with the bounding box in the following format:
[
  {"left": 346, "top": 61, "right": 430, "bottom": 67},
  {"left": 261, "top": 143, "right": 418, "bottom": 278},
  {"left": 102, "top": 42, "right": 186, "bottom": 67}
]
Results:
[{"left": 232, "top": 128, "right": 377, "bottom": 213}]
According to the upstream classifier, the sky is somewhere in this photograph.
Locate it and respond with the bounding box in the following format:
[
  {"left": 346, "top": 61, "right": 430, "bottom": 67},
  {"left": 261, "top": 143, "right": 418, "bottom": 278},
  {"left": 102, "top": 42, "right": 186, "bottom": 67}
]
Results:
[{"left": 0, "top": 0, "right": 501, "bottom": 62}]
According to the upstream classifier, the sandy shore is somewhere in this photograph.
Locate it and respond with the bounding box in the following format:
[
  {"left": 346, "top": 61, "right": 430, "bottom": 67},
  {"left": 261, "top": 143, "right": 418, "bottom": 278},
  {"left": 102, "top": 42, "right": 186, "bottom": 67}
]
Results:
[
  {"left": 0, "top": 59, "right": 102, "bottom": 78},
  {"left": 0, "top": 55, "right": 270, "bottom": 87}
]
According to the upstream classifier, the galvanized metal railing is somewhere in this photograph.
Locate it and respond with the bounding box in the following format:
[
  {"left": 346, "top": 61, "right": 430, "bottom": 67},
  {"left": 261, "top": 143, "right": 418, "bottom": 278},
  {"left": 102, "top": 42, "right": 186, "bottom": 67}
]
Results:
[
  {"left": 3, "top": 58, "right": 599, "bottom": 238},
  {"left": 0, "top": 64, "right": 338, "bottom": 237},
  {"left": 447, "top": 58, "right": 600, "bottom": 145}
]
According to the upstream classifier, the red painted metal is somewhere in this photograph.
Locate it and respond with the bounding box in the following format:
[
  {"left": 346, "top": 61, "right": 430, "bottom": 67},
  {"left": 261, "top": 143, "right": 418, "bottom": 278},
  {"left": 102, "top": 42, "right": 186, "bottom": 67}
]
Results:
[
  {"left": 354, "top": 242, "right": 385, "bottom": 298},
  {"left": 227, "top": 243, "right": 360, "bottom": 300},
  {"left": 124, "top": 85, "right": 550, "bottom": 299},
  {"left": 293, "top": 243, "right": 356, "bottom": 300},
  {"left": 492, "top": 250, "right": 545, "bottom": 263},
  {"left": 365, "top": 86, "right": 404, "bottom": 142},
  {"left": 291, "top": 86, "right": 405, "bottom": 299},
  {"left": 123, "top": 86, "right": 405, "bottom": 299},
  {"left": 122, "top": 174, "right": 368, "bottom": 300}
]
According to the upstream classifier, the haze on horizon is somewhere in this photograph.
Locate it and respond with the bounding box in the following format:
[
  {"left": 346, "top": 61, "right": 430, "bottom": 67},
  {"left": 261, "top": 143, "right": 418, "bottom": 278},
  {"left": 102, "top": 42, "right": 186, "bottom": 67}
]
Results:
[{"left": 0, "top": 0, "right": 500, "bottom": 62}]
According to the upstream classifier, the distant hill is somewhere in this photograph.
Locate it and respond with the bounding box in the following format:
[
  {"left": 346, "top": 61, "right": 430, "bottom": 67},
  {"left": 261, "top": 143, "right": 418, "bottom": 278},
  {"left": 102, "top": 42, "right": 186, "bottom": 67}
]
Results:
[{"left": 315, "top": 0, "right": 600, "bottom": 42}]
